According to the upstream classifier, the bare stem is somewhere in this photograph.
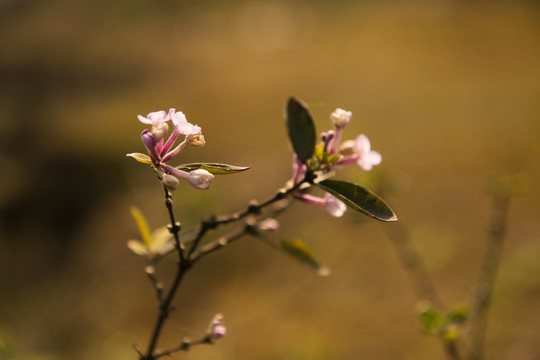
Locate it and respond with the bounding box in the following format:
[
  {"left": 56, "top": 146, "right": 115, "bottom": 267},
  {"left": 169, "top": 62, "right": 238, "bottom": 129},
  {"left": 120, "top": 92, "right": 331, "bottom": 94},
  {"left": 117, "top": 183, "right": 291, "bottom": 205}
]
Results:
[
  {"left": 466, "top": 194, "right": 511, "bottom": 360},
  {"left": 382, "top": 221, "right": 461, "bottom": 360},
  {"left": 383, "top": 221, "right": 444, "bottom": 309},
  {"left": 141, "top": 261, "right": 190, "bottom": 360},
  {"left": 140, "top": 187, "right": 191, "bottom": 360},
  {"left": 190, "top": 222, "right": 255, "bottom": 263},
  {"left": 153, "top": 335, "right": 214, "bottom": 358},
  {"left": 164, "top": 186, "right": 185, "bottom": 261}
]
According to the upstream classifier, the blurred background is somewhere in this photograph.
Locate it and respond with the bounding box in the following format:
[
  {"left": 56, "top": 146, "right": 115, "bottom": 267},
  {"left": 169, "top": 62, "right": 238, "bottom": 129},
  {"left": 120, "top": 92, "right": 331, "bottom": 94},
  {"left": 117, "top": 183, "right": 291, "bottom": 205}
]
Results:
[{"left": 1, "top": 0, "right": 539, "bottom": 359}]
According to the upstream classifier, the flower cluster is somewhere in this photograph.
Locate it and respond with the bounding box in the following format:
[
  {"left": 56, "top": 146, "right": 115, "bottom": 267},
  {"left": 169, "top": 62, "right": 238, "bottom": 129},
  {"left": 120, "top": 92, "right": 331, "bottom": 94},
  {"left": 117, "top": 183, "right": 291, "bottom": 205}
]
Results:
[
  {"left": 134, "top": 109, "right": 214, "bottom": 190},
  {"left": 294, "top": 108, "right": 382, "bottom": 217}
]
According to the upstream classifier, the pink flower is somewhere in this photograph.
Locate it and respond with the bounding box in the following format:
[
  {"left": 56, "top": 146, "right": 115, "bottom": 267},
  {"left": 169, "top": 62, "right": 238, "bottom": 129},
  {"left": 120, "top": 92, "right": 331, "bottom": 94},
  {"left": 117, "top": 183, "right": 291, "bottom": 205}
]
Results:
[
  {"left": 161, "top": 165, "right": 214, "bottom": 191},
  {"left": 323, "top": 193, "right": 347, "bottom": 217},
  {"left": 337, "top": 134, "right": 382, "bottom": 171},
  {"left": 137, "top": 110, "right": 169, "bottom": 125},
  {"left": 138, "top": 111, "right": 171, "bottom": 141},
  {"left": 291, "top": 155, "right": 307, "bottom": 186},
  {"left": 295, "top": 193, "right": 347, "bottom": 217},
  {"left": 159, "top": 109, "right": 202, "bottom": 163},
  {"left": 169, "top": 109, "right": 201, "bottom": 136},
  {"left": 133, "top": 108, "right": 212, "bottom": 190},
  {"left": 186, "top": 169, "right": 214, "bottom": 190},
  {"left": 354, "top": 134, "right": 382, "bottom": 171}
]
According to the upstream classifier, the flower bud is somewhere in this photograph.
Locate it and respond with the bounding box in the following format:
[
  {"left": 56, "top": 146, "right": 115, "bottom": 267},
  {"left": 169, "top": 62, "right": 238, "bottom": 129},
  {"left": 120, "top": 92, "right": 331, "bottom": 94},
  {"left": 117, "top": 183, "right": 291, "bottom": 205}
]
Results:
[
  {"left": 208, "top": 313, "right": 226, "bottom": 340},
  {"left": 162, "top": 174, "right": 179, "bottom": 191},
  {"left": 187, "top": 169, "right": 214, "bottom": 190},
  {"left": 152, "top": 122, "right": 169, "bottom": 142},
  {"left": 210, "top": 313, "right": 223, "bottom": 326},
  {"left": 211, "top": 324, "right": 227, "bottom": 340},
  {"left": 187, "top": 133, "right": 206, "bottom": 147},
  {"left": 321, "top": 130, "right": 334, "bottom": 143},
  {"left": 258, "top": 218, "right": 280, "bottom": 232},
  {"left": 141, "top": 130, "right": 156, "bottom": 150},
  {"left": 330, "top": 108, "right": 352, "bottom": 128}
]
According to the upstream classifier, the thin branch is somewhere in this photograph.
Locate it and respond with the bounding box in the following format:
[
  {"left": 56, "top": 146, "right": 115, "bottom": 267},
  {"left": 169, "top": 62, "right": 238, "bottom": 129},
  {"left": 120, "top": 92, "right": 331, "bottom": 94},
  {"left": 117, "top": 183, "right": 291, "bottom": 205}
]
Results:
[
  {"left": 190, "top": 196, "right": 293, "bottom": 263},
  {"left": 140, "top": 187, "right": 191, "bottom": 360},
  {"left": 383, "top": 221, "right": 444, "bottom": 309},
  {"left": 153, "top": 336, "right": 213, "bottom": 358},
  {"left": 145, "top": 265, "right": 164, "bottom": 302},
  {"left": 383, "top": 221, "right": 461, "bottom": 360},
  {"left": 141, "top": 260, "right": 191, "bottom": 360},
  {"left": 163, "top": 186, "right": 184, "bottom": 261},
  {"left": 187, "top": 174, "right": 310, "bottom": 259},
  {"left": 466, "top": 194, "right": 511, "bottom": 360},
  {"left": 190, "top": 222, "right": 254, "bottom": 263}
]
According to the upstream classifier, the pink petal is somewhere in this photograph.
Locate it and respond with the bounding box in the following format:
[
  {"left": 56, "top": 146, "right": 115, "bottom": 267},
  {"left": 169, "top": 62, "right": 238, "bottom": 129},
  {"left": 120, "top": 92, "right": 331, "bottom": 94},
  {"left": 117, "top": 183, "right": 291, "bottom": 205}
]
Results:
[
  {"left": 355, "top": 134, "right": 371, "bottom": 154},
  {"left": 324, "top": 194, "right": 347, "bottom": 217},
  {"left": 368, "top": 151, "right": 382, "bottom": 166}
]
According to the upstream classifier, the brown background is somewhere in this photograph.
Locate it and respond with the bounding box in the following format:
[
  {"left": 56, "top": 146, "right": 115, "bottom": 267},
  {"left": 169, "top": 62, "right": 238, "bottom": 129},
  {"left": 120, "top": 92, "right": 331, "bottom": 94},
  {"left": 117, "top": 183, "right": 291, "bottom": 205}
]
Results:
[{"left": 1, "top": 0, "right": 539, "bottom": 359}]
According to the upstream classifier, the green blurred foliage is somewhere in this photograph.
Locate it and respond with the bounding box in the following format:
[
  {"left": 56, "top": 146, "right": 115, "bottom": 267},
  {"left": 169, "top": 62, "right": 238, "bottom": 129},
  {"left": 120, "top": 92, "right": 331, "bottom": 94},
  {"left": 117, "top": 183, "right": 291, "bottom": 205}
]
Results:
[{"left": 1, "top": 0, "right": 540, "bottom": 359}]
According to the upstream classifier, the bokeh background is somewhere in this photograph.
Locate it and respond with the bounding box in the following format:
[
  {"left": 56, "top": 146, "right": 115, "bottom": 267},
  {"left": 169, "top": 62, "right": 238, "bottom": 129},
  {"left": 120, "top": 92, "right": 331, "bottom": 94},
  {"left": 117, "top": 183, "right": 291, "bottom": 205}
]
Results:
[{"left": 1, "top": 0, "right": 539, "bottom": 359}]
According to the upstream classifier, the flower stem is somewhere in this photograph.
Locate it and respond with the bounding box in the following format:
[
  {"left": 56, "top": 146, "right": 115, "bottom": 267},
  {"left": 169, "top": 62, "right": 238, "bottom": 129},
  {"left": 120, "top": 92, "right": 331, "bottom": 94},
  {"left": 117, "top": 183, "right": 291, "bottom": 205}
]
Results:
[
  {"left": 140, "top": 187, "right": 191, "bottom": 360},
  {"left": 466, "top": 194, "right": 511, "bottom": 360}
]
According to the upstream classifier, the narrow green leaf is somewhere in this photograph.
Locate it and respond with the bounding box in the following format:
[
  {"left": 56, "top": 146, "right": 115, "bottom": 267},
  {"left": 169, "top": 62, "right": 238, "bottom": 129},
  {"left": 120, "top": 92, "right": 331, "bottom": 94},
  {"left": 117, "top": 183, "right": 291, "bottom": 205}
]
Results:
[
  {"left": 281, "top": 239, "right": 330, "bottom": 276},
  {"left": 126, "top": 152, "right": 153, "bottom": 165},
  {"left": 318, "top": 180, "right": 398, "bottom": 222},
  {"left": 130, "top": 207, "right": 153, "bottom": 247},
  {"left": 286, "top": 97, "right": 316, "bottom": 163},
  {"left": 176, "top": 163, "right": 250, "bottom": 175}
]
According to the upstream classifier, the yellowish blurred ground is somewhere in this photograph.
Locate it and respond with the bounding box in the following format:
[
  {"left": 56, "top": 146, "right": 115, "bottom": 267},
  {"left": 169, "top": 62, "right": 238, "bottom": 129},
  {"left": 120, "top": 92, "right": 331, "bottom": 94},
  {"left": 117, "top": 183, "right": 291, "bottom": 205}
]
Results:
[{"left": 1, "top": 0, "right": 539, "bottom": 359}]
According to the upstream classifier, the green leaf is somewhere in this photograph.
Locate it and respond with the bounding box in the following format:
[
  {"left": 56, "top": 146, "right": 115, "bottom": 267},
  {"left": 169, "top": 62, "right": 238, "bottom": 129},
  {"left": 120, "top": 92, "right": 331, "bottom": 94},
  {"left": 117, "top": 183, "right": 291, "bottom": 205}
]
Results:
[
  {"left": 447, "top": 307, "right": 468, "bottom": 324},
  {"left": 126, "top": 152, "right": 153, "bottom": 165},
  {"left": 130, "top": 207, "right": 152, "bottom": 247},
  {"left": 286, "top": 97, "right": 316, "bottom": 164},
  {"left": 317, "top": 180, "right": 398, "bottom": 222},
  {"left": 418, "top": 307, "right": 444, "bottom": 334},
  {"left": 176, "top": 163, "right": 250, "bottom": 175},
  {"left": 281, "top": 239, "right": 330, "bottom": 276}
]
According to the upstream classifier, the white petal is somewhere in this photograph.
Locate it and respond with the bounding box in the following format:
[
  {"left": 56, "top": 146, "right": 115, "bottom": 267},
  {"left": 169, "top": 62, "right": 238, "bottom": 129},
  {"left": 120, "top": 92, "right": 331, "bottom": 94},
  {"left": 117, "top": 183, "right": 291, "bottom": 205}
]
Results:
[
  {"left": 147, "top": 111, "right": 167, "bottom": 123},
  {"left": 137, "top": 114, "right": 153, "bottom": 124}
]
